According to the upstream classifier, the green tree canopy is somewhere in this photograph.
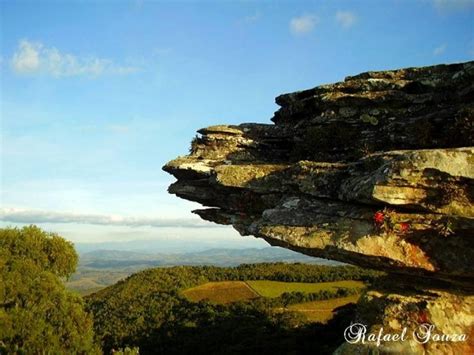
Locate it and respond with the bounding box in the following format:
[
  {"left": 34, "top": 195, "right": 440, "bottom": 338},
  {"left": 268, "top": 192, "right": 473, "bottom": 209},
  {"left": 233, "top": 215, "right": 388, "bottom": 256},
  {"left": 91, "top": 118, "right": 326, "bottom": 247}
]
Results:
[
  {"left": 0, "top": 225, "right": 99, "bottom": 354},
  {"left": 0, "top": 225, "right": 78, "bottom": 278}
]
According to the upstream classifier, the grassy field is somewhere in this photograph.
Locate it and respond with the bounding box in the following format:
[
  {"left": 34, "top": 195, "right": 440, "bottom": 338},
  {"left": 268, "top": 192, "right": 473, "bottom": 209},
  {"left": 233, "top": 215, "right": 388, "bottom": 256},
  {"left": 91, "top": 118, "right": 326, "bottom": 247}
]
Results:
[
  {"left": 182, "top": 281, "right": 260, "bottom": 304},
  {"left": 182, "top": 279, "right": 365, "bottom": 306},
  {"left": 288, "top": 294, "right": 360, "bottom": 323},
  {"left": 178, "top": 279, "right": 365, "bottom": 324},
  {"left": 246, "top": 280, "right": 365, "bottom": 298}
]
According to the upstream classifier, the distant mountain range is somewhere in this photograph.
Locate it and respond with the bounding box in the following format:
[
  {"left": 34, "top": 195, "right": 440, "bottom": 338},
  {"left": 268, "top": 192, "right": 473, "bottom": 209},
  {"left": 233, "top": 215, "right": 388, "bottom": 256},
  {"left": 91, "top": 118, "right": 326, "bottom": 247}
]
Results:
[
  {"left": 67, "top": 246, "right": 343, "bottom": 295},
  {"left": 78, "top": 247, "right": 343, "bottom": 268},
  {"left": 74, "top": 239, "right": 268, "bottom": 254}
]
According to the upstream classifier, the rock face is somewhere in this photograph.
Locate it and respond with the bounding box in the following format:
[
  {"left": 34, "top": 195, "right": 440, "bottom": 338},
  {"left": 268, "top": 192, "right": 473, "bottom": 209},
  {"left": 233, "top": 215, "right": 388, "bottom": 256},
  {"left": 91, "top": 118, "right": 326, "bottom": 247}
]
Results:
[{"left": 164, "top": 61, "right": 474, "bottom": 353}]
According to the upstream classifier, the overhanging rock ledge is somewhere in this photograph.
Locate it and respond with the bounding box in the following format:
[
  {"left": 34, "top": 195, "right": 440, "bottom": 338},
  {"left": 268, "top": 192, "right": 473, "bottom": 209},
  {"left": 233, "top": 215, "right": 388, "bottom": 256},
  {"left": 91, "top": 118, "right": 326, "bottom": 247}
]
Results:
[{"left": 164, "top": 61, "right": 474, "bottom": 354}]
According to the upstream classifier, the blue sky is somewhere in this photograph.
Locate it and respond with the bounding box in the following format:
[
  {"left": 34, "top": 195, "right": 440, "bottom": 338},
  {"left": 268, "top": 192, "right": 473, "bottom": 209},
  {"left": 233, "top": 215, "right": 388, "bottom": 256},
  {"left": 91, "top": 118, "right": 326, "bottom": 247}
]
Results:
[{"left": 1, "top": 0, "right": 473, "bottom": 247}]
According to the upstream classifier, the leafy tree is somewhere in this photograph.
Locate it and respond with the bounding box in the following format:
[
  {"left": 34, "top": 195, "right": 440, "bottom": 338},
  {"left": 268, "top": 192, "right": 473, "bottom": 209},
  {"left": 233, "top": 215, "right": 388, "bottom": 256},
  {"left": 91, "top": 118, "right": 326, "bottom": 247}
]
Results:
[
  {"left": 0, "top": 226, "right": 100, "bottom": 354},
  {"left": 0, "top": 225, "right": 77, "bottom": 278}
]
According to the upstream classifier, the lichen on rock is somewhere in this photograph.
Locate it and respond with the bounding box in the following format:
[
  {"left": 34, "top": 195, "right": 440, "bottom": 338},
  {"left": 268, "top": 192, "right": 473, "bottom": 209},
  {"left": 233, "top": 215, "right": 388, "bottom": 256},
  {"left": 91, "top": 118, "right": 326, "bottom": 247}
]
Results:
[{"left": 163, "top": 61, "right": 474, "bottom": 353}]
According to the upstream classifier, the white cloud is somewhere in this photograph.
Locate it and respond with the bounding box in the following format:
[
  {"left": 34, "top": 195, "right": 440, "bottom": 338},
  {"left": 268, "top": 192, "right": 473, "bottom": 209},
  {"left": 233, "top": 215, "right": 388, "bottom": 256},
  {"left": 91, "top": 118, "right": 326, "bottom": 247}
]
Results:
[
  {"left": 0, "top": 207, "right": 222, "bottom": 228},
  {"left": 10, "top": 39, "right": 140, "bottom": 77},
  {"left": 290, "top": 14, "right": 319, "bottom": 35},
  {"left": 11, "top": 40, "right": 41, "bottom": 73},
  {"left": 335, "top": 11, "right": 357, "bottom": 29},
  {"left": 432, "top": 0, "right": 474, "bottom": 11},
  {"left": 433, "top": 44, "right": 447, "bottom": 55}
]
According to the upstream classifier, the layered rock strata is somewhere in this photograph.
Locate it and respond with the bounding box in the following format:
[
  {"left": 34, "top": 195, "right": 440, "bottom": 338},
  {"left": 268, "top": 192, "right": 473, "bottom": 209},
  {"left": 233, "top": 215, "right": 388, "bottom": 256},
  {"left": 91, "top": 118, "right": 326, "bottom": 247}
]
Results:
[{"left": 164, "top": 61, "right": 474, "bottom": 353}]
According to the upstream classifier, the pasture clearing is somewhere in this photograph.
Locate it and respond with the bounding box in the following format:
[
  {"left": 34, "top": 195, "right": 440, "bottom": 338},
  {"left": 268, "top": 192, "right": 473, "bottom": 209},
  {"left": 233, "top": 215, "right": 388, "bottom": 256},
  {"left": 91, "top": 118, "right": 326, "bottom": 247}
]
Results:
[{"left": 182, "top": 281, "right": 260, "bottom": 304}]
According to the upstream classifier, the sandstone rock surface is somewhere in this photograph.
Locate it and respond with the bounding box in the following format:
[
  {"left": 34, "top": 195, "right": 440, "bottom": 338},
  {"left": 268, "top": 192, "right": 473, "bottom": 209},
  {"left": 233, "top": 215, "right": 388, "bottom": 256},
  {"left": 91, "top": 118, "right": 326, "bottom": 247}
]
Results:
[{"left": 164, "top": 61, "right": 474, "bottom": 353}]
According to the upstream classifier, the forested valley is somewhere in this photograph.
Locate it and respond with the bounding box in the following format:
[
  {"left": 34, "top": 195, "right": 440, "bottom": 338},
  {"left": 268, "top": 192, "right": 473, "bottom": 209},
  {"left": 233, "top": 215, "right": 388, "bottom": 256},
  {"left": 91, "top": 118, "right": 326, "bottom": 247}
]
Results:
[{"left": 0, "top": 226, "right": 381, "bottom": 354}]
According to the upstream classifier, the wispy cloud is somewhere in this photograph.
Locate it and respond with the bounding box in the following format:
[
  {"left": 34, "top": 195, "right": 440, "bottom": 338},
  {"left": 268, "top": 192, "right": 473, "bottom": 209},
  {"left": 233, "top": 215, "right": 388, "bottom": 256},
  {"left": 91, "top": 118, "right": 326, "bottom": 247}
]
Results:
[
  {"left": 433, "top": 43, "right": 447, "bottom": 55},
  {"left": 431, "top": 0, "right": 474, "bottom": 11},
  {"left": 11, "top": 39, "right": 140, "bottom": 77},
  {"left": 240, "top": 11, "right": 261, "bottom": 24},
  {"left": 290, "top": 14, "right": 319, "bottom": 35},
  {"left": 335, "top": 11, "right": 357, "bottom": 29},
  {"left": 107, "top": 124, "right": 131, "bottom": 134},
  {"left": 0, "top": 208, "right": 221, "bottom": 228},
  {"left": 152, "top": 47, "right": 173, "bottom": 57}
]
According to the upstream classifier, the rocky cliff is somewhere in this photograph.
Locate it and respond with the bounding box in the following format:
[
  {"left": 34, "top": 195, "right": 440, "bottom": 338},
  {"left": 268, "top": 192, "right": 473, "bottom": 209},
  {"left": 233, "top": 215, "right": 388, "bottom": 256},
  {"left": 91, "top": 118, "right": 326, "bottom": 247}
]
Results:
[{"left": 164, "top": 61, "right": 474, "bottom": 353}]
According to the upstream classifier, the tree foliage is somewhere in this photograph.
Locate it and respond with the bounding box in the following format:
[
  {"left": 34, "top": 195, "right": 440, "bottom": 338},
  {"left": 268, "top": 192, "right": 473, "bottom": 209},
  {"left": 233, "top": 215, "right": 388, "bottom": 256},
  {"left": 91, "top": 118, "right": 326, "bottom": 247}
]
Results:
[
  {"left": 0, "top": 226, "right": 99, "bottom": 354},
  {"left": 0, "top": 225, "right": 78, "bottom": 278},
  {"left": 278, "top": 288, "right": 359, "bottom": 306},
  {"left": 0, "top": 225, "right": 381, "bottom": 354}
]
